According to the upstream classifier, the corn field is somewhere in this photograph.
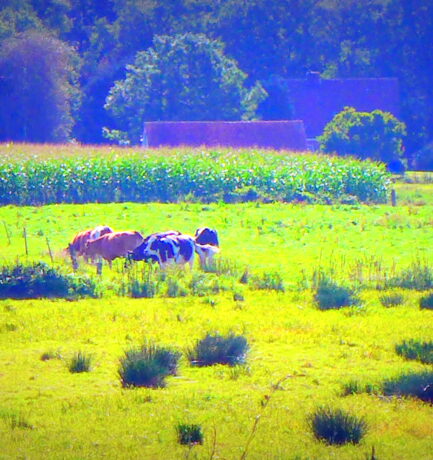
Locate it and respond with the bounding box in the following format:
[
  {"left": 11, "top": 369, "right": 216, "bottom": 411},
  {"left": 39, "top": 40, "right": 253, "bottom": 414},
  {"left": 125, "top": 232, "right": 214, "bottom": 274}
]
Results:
[{"left": 0, "top": 148, "right": 391, "bottom": 205}]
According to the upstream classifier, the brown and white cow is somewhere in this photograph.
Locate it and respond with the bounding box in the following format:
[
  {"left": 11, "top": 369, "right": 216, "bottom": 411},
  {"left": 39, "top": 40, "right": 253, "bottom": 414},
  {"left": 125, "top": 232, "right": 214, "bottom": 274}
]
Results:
[
  {"left": 85, "top": 231, "right": 144, "bottom": 270},
  {"left": 67, "top": 225, "right": 113, "bottom": 269}
]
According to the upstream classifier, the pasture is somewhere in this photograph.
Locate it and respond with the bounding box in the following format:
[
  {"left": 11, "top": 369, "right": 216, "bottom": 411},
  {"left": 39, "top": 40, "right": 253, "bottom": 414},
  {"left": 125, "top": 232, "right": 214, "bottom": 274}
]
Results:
[{"left": 0, "top": 199, "right": 432, "bottom": 459}]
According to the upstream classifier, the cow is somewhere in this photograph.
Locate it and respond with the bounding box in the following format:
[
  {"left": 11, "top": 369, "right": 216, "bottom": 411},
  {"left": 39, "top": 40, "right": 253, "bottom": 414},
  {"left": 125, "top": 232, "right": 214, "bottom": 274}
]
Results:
[
  {"left": 67, "top": 225, "right": 113, "bottom": 269},
  {"left": 84, "top": 231, "right": 144, "bottom": 270},
  {"left": 194, "top": 227, "right": 219, "bottom": 266},
  {"left": 194, "top": 227, "right": 219, "bottom": 247},
  {"left": 130, "top": 231, "right": 219, "bottom": 269}
]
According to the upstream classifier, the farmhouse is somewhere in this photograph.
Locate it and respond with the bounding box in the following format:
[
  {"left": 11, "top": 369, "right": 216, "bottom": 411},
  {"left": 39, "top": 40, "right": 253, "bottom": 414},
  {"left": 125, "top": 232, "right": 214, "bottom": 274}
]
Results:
[{"left": 142, "top": 120, "right": 307, "bottom": 150}]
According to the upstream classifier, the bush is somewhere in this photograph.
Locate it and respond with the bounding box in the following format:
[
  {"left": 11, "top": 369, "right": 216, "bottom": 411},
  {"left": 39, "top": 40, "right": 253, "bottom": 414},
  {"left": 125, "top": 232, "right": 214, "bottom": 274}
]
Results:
[
  {"left": 420, "top": 292, "right": 433, "bottom": 310},
  {"left": 0, "top": 262, "right": 98, "bottom": 299},
  {"left": 118, "top": 342, "right": 181, "bottom": 388},
  {"left": 176, "top": 423, "right": 204, "bottom": 446},
  {"left": 341, "top": 380, "right": 378, "bottom": 396},
  {"left": 319, "top": 107, "right": 406, "bottom": 166},
  {"left": 379, "top": 293, "right": 404, "bottom": 307},
  {"left": 187, "top": 333, "right": 249, "bottom": 367},
  {"left": 314, "top": 278, "right": 359, "bottom": 310},
  {"left": 309, "top": 407, "right": 367, "bottom": 445},
  {"left": 382, "top": 371, "right": 433, "bottom": 403},
  {"left": 395, "top": 339, "right": 433, "bottom": 365},
  {"left": 69, "top": 351, "right": 93, "bottom": 373}
]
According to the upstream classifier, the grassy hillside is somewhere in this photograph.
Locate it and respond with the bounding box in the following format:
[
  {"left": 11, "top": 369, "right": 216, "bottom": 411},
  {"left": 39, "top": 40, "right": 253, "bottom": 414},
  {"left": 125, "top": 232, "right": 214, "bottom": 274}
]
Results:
[{"left": 0, "top": 201, "right": 432, "bottom": 459}]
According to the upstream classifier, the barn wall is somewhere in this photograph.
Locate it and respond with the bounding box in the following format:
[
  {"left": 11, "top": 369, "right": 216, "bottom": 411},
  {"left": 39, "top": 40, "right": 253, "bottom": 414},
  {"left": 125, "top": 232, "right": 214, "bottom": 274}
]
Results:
[{"left": 142, "top": 120, "right": 307, "bottom": 151}]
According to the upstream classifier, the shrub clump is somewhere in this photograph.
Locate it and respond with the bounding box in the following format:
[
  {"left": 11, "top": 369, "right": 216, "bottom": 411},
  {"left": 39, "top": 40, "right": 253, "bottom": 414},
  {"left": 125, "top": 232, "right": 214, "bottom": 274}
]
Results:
[
  {"left": 119, "top": 342, "right": 181, "bottom": 388},
  {"left": 379, "top": 293, "right": 404, "bottom": 307},
  {"left": 395, "top": 339, "right": 433, "bottom": 365},
  {"left": 309, "top": 407, "right": 368, "bottom": 445},
  {"left": 187, "top": 332, "right": 249, "bottom": 367},
  {"left": 176, "top": 423, "right": 204, "bottom": 446},
  {"left": 314, "top": 278, "right": 359, "bottom": 310},
  {"left": 382, "top": 371, "right": 433, "bottom": 403},
  {"left": 386, "top": 260, "right": 433, "bottom": 291},
  {"left": 420, "top": 292, "right": 433, "bottom": 310},
  {"left": 0, "top": 262, "right": 97, "bottom": 299},
  {"left": 69, "top": 351, "right": 93, "bottom": 373}
]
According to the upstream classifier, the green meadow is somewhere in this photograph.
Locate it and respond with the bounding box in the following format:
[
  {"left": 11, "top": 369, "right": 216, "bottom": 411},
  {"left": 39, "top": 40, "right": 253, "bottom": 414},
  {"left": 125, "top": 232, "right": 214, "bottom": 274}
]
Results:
[{"left": 0, "top": 197, "right": 433, "bottom": 459}]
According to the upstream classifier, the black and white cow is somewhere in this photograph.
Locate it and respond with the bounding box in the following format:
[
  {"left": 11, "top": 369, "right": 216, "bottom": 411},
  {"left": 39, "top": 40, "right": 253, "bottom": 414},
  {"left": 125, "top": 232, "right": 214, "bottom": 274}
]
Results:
[
  {"left": 194, "top": 227, "right": 219, "bottom": 247},
  {"left": 130, "top": 230, "right": 219, "bottom": 269}
]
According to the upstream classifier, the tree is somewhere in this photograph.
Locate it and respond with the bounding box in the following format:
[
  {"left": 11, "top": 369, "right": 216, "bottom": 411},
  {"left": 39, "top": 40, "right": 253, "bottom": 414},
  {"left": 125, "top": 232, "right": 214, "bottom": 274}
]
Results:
[
  {"left": 318, "top": 106, "right": 406, "bottom": 168},
  {"left": 0, "top": 30, "right": 81, "bottom": 142},
  {"left": 104, "top": 33, "right": 266, "bottom": 144}
]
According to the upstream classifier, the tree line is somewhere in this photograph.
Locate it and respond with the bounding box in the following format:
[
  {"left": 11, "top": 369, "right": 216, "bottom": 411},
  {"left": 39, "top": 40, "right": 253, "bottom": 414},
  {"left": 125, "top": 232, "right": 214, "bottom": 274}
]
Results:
[{"left": 0, "top": 0, "right": 431, "bottom": 157}]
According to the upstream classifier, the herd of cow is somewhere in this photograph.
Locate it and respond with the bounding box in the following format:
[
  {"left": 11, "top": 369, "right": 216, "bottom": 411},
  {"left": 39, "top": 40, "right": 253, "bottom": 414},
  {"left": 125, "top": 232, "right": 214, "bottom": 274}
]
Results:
[{"left": 67, "top": 225, "right": 220, "bottom": 272}]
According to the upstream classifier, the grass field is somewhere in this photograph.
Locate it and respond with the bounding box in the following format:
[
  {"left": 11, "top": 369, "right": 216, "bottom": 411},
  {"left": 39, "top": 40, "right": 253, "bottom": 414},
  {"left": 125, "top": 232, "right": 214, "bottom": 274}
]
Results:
[{"left": 0, "top": 195, "right": 433, "bottom": 459}]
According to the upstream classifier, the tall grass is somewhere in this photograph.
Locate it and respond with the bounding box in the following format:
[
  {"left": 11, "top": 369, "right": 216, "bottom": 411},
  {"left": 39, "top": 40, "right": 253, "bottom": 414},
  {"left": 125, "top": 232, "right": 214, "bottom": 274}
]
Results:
[{"left": 0, "top": 150, "right": 390, "bottom": 205}]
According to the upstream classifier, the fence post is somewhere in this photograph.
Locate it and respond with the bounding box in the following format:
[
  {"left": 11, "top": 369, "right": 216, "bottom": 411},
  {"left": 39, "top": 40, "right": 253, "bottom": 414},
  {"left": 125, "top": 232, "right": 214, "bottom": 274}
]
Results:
[
  {"left": 46, "top": 237, "right": 54, "bottom": 263},
  {"left": 3, "top": 221, "right": 11, "bottom": 245},
  {"left": 23, "top": 227, "right": 28, "bottom": 256},
  {"left": 391, "top": 189, "right": 397, "bottom": 206}
]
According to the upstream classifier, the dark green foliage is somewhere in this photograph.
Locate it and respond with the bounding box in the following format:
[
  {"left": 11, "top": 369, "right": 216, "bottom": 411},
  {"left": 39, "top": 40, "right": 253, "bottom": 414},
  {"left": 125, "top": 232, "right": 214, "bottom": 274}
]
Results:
[
  {"left": 251, "top": 272, "right": 285, "bottom": 292},
  {"left": 420, "top": 292, "right": 433, "bottom": 310},
  {"left": 379, "top": 293, "right": 404, "bottom": 307},
  {"left": 382, "top": 371, "right": 433, "bottom": 403},
  {"left": 176, "top": 423, "right": 204, "bottom": 446},
  {"left": 309, "top": 407, "right": 367, "bottom": 445},
  {"left": 0, "top": 262, "right": 97, "bottom": 299},
  {"left": 187, "top": 332, "right": 249, "bottom": 367},
  {"left": 314, "top": 278, "right": 359, "bottom": 310},
  {"left": 69, "top": 351, "right": 93, "bottom": 373},
  {"left": 395, "top": 339, "right": 433, "bottom": 365},
  {"left": 0, "top": 30, "right": 80, "bottom": 143},
  {"left": 119, "top": 342, "right": 181, "bottom": 388},
  {"left": 104, "top": 33, "right": 266, "bottom": 144},
  {"left": 319, "top": 107, "right": 406, "bottom": 165}
]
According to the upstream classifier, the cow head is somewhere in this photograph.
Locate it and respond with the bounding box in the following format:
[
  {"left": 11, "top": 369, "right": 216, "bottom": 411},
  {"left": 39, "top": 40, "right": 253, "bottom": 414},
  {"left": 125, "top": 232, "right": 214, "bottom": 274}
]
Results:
[{"left": 195, "top": 227, "right": 219, "bottom": 247}]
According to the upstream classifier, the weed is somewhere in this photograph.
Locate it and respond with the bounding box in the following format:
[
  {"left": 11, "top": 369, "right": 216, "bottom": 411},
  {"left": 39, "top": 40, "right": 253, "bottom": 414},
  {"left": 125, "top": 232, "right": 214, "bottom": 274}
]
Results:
[
  {"left": 119, "top": 342, "right": 181, "bottom": 388},
  {"left": 395, "top": 339, "right": 433, "bottom": 365},
  {"left": 176, "top": 423, "right": 204, "bottom": 445},
  {"left": 41, "top": 349, "right": 62, "bottom": 361},
  {"left": 314, "top": 278, "right": 359, "bottom": 310},
  {"left": 342, "top": 380, "right": 378, "bottom": 396},
  {"left": 0, "top": 409, "right": 33, "bottom": 430},
  {"left": 386, "top": 259, "right": 433, "bottom": 290},
  {"left": 309, "top": 407, "right": 367, "bottom": 445},
  {"left": 69, "top": 351, "right": 93, "bottom": 373},
  {"left": 419, "top": 292, "right": 433, "bottom": 310},
  {"left": 379, "top": 293, "right": 404, "bottom": 307},
  {"left": 165, "top": 277, "right": 188, "bottom": 298},
  {"left": 187, "top": 332, "right": 249, "bottom": 367},
  {"left": 251, "top": 272, "right": 285, "bottom": 292}
]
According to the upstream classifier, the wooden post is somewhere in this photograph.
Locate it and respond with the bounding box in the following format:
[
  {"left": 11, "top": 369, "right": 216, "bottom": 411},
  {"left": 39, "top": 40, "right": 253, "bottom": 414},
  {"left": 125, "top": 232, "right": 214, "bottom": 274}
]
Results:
[
  {"left": 391, "top": 189, "right": 397, "bottom": 207},
  {"left": 3, "top": 221, "right": 11, "bottom": 245},
  {"left": 46, "top": 237, "right": 54, "bottom": 263},
  {"left": 23, "top": 227, "right": 28, "bottom": 256}
]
